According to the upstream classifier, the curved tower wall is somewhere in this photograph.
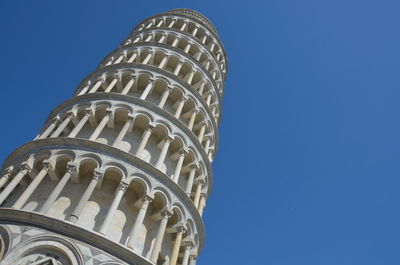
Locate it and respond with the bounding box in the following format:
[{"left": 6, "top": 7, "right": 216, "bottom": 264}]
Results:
[{"left": 0, "top": 8, "right": 227, "bottom": 265}]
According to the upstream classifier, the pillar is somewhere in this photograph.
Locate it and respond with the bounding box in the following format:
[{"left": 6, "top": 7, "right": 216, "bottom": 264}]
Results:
[
  {"left": 198, "top": 195, "right": 206, "bottom": 217},
  {"left": 135, "top": 126, "right": 154, "bottom": 157},
  {"left": 155, "top": 137, "right": 172, "bottom": 169},
  {"left": 198, "top": 124, "right": 206, "bottom": 143},
  {"left": 182, "top": 242, "right": 192, "bottom": 265},
  {"left": 140, "top": 80, "right": 154, "bottom": 100},
  {"left": 50, "top": 112, "right": 74, "bottom": 137},
  {"left": 39, "top": 163, "right": 77, "bottom": 213},
  {"left": 158, "top": 88, "right": 171, "bottom": 108},
  {"left": 0, "top": 167, "right": 13, "bottom": 189},
  {"left": 188, "top": 109, "right": 198, "bottom": 130},
  {"left": 89, "top": 79, "right": 104, "bottom": 93},
  {"left": 112, "top": 115, "right": 134, "bottom": 147},
  {"left": 13, "top": 161, "right": 53, "bottom": 209},
  {"left": 172, "top": 151, "right": 186, "bottom": 183},
  {"left": 127, "top": 195, "right": 153, "bottom": 250},
  {"left": 174, "top": 97, "right": 186, "bottom": 118},
  {"left": 170, "top": 226, "right": 186, "bottom": 265},
  {"left": 38, "top": 117, "right": 59, "bottom": 139},
  {"left": 68, "top": 109, "right": 92, "bottom": 138},
  {"left": 89, "top": 109, "right": 112, "bottom": 141},
  {"left": 185, "top": 165, "right": 198, "bottom": 195},
  {"left": 121, "top": 75, "right": 135, "bottom": 95},
  {"left": 150, "top": 210, "right": 172, "bottom": 263},
  {"left": 99, "top": 181, "right": 129, "bottom": 235},
  {"left": 0, "top": 163, "right": 31, "bottom": 205},
  {"left": 193, "top": 181, "right": 204, "bottom": 208},
  {"left": 69, "top": 169, "right": 103, "bottom": 223}
]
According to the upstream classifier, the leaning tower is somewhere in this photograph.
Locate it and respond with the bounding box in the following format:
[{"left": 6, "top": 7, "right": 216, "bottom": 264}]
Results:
[{"left": 0, "top": 8, "right": 227, "bottom": 265}]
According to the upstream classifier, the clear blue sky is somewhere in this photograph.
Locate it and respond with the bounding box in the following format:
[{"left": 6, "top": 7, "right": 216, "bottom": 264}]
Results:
[{"left": 1, "top": 0, "right": 400, "bottom": 264}]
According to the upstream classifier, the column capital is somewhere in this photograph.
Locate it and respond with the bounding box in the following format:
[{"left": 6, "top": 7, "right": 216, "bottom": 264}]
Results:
[
  {"left": 118, "top": 181, "right": 129, "bottom": 192},
  {"left": 84, "top": 108, "right": 94, "bottom": 116},
  {"left": 179, "top": 149, "right": 189, "bottom": 156},
  {"left": 42, "top": 159, "right": 54, "bottom": 171},
  {"left": 51, "top": 116, "right": 60, "bottom": 125},
  {"left": 176, "top": 225, "right": 187, "bottom": 233},
  {"left": 3, "top": 166, "right": 14, "bottom": 176},
  {"left": 165, "top": 135, "right": 174, "bottom": 142},
  {"left": 66, "top": 110, "right": 75, "bottom": 119},
  {"left": 182, "top": 240, "right": 194, "bottom": 249},
  {"left": 189, "top": 163, "right": 200, "bottom": 170},
  {"left": 147, "top": 123, "right": 156, "bottom": 131},
  {"left": 92, "top": 169, "right": 104, "bottom": 181},
  {"left": 97, "top": 75, "right": 106, "bottom": 82},
  {"left": 161, "top": 209, "right": 173, "bottom": 218},
  {"left": 19, "top": 162, "right": 32, "bottom": 172},
  {"left": 105, "top": 108, "right": 113, "bottom": 116},
  {"left": 66, "top": 162, "right": 78, "bottom": 175},
  {"left": 127, "top": 114, "right": 135, "bottom": 122},
  {"left": 194, "top": 177, "right": 205, "bottom": 186},
  {"left": 142, "top": 194, "right": 154, "bottom": 203}
]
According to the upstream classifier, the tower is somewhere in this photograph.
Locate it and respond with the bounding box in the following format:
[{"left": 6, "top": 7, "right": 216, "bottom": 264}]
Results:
[{"left": 0, "top": 8, "right": 227, "bottom": 265}]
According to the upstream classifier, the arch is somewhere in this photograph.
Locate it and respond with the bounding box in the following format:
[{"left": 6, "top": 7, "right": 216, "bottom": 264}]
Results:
[
  {"left": 0, "top": 226, "right": 10, "bottom": 261},
  {"left": 128, "top": 173, "right": 151, "bottom": 194},
  {"left": 151, "top": 188, "right": 171, "bottom": 209},
  {"left": 102, "top": 162, "right": 127, "bottom": 180},
  {"left": 8, "top": 235, "right": 84, "bottom": 265}
]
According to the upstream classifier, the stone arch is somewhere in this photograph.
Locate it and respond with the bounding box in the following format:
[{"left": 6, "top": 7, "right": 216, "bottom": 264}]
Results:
[
  {"left": 151, "top": 188, "right": 171, "bottom": 210},
  {"left": 129, "top": 173, "right": 151, "bottom": 195},
  {"left": 7, "top": 235, "right": 84, "bottom": 265},
  {"left": 0, "top": 226, "right": 10, "bottom": 261}
]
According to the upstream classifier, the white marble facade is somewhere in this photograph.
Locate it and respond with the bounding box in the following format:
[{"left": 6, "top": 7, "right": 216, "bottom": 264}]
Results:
[{"left": 0, "top": 8, "right": 227, "bottom": 265}]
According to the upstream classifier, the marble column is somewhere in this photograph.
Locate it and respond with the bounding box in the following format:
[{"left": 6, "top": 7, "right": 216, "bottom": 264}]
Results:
[
  {"left": 197, "top": 124, "right": 206, "bottom": 143},
  {"left": 198, "top": 195, "right": 206, "bottom": 217},
  {"left": 127, "top": 195, "right": 153, "bottom": 250},
  {"left": 158, "top": 88, "right": 171, "bottom": 108},
  {"left": 150, "top": 210, "right": 172, "bottom": 263},
  {"left": 185, "top": 165, "right": 198, "bottom": 195},
  {"left": 188, "top": 109, "right": 198, "bottom": 130},
  {"left": 68, "top": 109, "right": 92, "bottom": 138},
  {"left": 13, "top": 161, "right": 53, "bottom": 209},
  {"left": 89, "top": 109, "right": 112, "bottom": 141},
  {"left": 170, "top": 226, "right": 186, "bottom": 265},
  {"left": 174, "top": 62, "right": 183, "bottom": 75},
  {"left": 112, "top": 115, "right": 134, "bottom": 147},
  {"left": 193, "top": 181, "right": 204, "bottom": 208},
  {"left": 174, "top": 97, "right": 186, "bottom": 118},
  {"left": 172, "top": 150, "right": 186, "bottom": 183},
  {"left": 69, "top": 170, "right": 103, "bottom": 223},
  {"left": 135, "top": 125, "right": 153, "bottom": 157},
  {"left": 89, "top": 79, "right": 104, "bottom": 93},
  {"left": 140, "top": 80, "right": 154, "bottom": 100},
  {"left": 50, "top": 112, "right": 74, "bottom": 138},
  {"left": 38, "top": 117, "right": 59, "bottom": 139},
  {"left": 99, "top": 181, "right": 129, "bottom": 235},
  {"left": 0, "top": 167, "right": 13, "bottom": 189},
  {"left": 121, "top": 76, "right": 136, "bottom": 94},
  {"left": 39, "top": 163, "right": 77, "bottom": 214},
  {"left": 155, "top": 137, "right": 172, "bottom": 169},
  {"left": 182, "top": 242, "right": 192, "bottom": 265},
  {"left": 0, "top": 163, "right": 31, "bottom": 205}
]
